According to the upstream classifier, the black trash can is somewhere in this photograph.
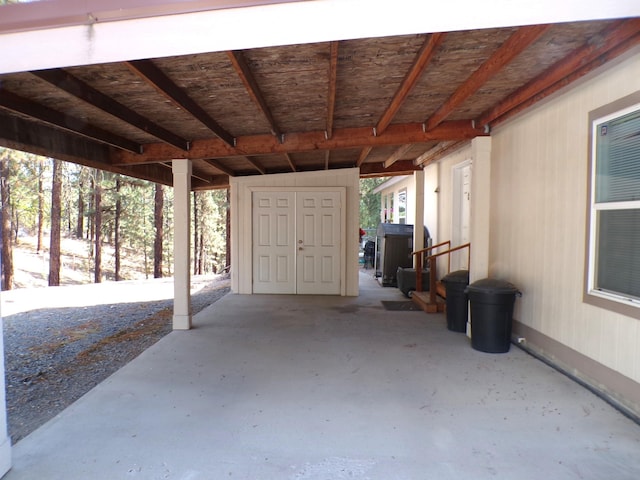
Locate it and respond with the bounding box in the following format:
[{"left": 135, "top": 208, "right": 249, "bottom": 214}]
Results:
[
  {"left": 441, "top": 270, "right": 469, "bottom": 333},
  {"left": 465, "top": 279, "right": 521, "bottom": 353}
]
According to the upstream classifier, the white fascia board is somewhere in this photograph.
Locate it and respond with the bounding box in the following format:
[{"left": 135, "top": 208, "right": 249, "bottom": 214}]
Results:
[{"left": 2, "top": 0, "right": 640, "bottom": 74}]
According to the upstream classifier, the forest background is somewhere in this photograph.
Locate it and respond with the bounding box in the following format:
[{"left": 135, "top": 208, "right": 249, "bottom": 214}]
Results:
[{"left": 0, "top": 147, "right": 386, "bottom": 291}]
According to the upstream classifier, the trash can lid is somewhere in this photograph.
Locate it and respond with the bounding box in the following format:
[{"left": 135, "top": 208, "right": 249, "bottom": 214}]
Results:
[
  {"left": 466, "top": 278, "right": 520, "bottom": 294},
  {"left": 442, "top": 269, "right": 470, "bottom": 284}
]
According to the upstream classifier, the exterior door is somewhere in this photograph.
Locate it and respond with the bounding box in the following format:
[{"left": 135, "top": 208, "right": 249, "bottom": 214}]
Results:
[
  {"left": 296, "top": 191, "right": 341, "bottom": 295},
  {"left": 252, "top": 190, "right": 342, "bottom": 294},
  {"left": 252, "top": 191, "right": 296, "bottom": 294},
  {"left": 452, "top": 161, "right": 472, "bottom": 270}
]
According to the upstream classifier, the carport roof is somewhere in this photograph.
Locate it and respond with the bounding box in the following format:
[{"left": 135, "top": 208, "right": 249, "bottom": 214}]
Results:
[{"left": 1, "top": 3, "right": 639, "bottom": 190}]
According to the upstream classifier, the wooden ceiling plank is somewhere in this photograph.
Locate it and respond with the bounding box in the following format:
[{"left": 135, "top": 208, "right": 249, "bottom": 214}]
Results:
[
  {"left": 425, "top": 24, "right": 550, "bottom": 131},
  {"left": 113, "top": 120, "right": 483, "bottom": 165},
  {"left": 326, "top": 41, "right": 339, "bottom": 139},
  {"left": 203, "top": 158, "right": 236, "bottom": 177},
  {"left": 0, "top": 89, "right": 142, "bottom": 153},
  {"left": 126, "top": 59, "right": 235, "bottom": 146},
  {"left": 244, "top": 155, "right": 266, "bottom": 174},
  {"left": 283, "top": 153, "right": 297, "bottom": 172},
  {"left": 324, "top": 150, "right": 330, "bottom": 170},
  {"left": 490, "top": 31, "right": 640, "bottom": 128},
  {"left": 478, "top": 18, "right": 640, "bottom": 127},
  {"left": 227, "top": 50, "right": 281, "bottom": 139},
  {"left": 377, "top": 33, "right": 446, "bottom": 135},
  {"left": 356, "top": 146, "right": 373, "bottom": 167},
  {"left": 383, "top": 144, "right": 413, "bottom": 168},
  {"left": 31, "top": 68, "right": 190, "bottom": 151}
]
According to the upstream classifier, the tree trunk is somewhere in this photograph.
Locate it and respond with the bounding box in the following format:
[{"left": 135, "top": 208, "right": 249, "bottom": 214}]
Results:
[
  {"left": 226, "top": 187, "right": 231, "bottom": 272},
  {"left": 114, "top": 178, "right": 122, "bottom": 281},
  {"left": 94, "top": 170, "right": 102, "bottom": 283},
  {"left": 87, "top": 176, "right": 94, "bottom": 248},
  {"left": 0, "top": 152, "right": 14, "bottom": 290},
  {"left": 36, "top": 158, "right": 45, "bottom": 252},
  {"left": 48, "top": 158, "right": 62, "bottom": 286},
  {"left": 76, "top": 177, "right": 84, "bottom": 239},
  {"left": 193, "top": 191, "right": 198, "bottom": 275},
  {"left": 198, "top": 226, "right": 204, "bottom": 275},
  {"left": 153, "top": 183, "right": 164, "bottom": 278}
]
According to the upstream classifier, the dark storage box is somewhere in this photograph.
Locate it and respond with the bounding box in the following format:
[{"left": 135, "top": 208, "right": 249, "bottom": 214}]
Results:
[
  {"left": 396, "top": 267, "right": 430, "bottom": 298},
  {"left": 375, "top": 223, "right": 430, "bottom": 287},
  {"left": 442, "top": 270, "right": 470, "bottom": 333},
  {"left": 466, "top": 279, "right": 521, "bottom": 353}
]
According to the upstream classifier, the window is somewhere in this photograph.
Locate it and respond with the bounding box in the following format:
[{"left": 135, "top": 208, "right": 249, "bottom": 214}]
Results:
[
  {"left": 383, "top": 193, "right": 394, "bottom": 223},
  {"left": 397, "top": 189, "right": 407, "bottom": 224},
  {"left": 587, "top": 101, "right": 640, "bottom": 311}
]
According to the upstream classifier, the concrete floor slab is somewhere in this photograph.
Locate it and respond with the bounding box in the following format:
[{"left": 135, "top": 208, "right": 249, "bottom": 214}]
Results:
[{"left": 4, "top": 272, "right": 640, "bottom": 479}]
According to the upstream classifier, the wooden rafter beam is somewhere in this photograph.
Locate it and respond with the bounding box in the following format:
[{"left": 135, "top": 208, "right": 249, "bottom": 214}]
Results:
[
  {"left": 383, "top": 144, "right": 413, "bottom": 168},
  {"left": 425, "top": 25, "right": 550, "bottom": 131},
  {"left": 227, "top": 50, "right": 281, "bottom": 140},
  {"left": 0, "top": 89, "right": 142, "bottom": 153},
  {"left": 377, "top": 33, "right": 446, "bottom": 135},
  {"left": 190, "top": 171, "right": 214, "bottom": 184},
  {"left": 203, "top": 158, "right": 236, "bottom": 177},
  {"left": 356, "top": 146, "right": 373, "bottom": 167},
  {"left": 192, "top": 175, "right": 230, "bottom": 191},
  {"left": 113, "top": 120, "right": 483, "bottom": 165},
  {"left": 283, "top": 153, "right": 297, "bottom": 172},
  {"left": 244, "top": 156, "right": 266, "bottom": 174},
  {"left": 414, "top": 140, "right": 467, "bottom": 167},
  {"left": 360, "top": 159, "right": 421, "bottom": 177},
  {"left": 477, "top": 18, "right": 640, "bottom": 128},
  {"left": 0, "top": 109, "right": 177, "bottom": 186},
  {"left": 126, "top": 59, "right": 235, "bottom": 146},
  {"left": 324, "top": 150, "right": 330, "bottom": 170},
  {"left": 326, "top": 41, "right": 339, "bottom": 139},
  {"left": 31, "top": 68, "right": 190, "bottom": 151}
]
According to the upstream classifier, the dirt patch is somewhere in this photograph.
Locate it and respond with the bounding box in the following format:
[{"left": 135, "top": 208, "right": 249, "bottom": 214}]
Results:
[{"left": 3, "top": 276, "right": 231, "bottom": 444}]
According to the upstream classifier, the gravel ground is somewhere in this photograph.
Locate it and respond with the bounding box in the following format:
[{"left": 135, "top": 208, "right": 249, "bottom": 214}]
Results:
[{"left": 2, "top": 275, "right": 230, "bottom": 444}]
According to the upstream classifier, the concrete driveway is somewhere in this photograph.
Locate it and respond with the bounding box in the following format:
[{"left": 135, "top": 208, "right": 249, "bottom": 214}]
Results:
[{"left": 4, "top": 271, "right": 640, "bottom": 479}]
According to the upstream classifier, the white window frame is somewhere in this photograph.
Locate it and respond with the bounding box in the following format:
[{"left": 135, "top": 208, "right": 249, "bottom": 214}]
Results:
[
  {"left": 397, "top": 188, "right": 407, "bottom": 224},
  {"left": 587, "top": 100, "right": 640, "bottom": 311}
]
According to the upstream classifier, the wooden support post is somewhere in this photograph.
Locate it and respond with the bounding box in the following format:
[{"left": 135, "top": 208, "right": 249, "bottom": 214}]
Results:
[
  {"left": 429, "top": 256, "right": 436, "bottom": 306},
  {"left": 416, "top": 253, "right": 423, "bottom": 292}
]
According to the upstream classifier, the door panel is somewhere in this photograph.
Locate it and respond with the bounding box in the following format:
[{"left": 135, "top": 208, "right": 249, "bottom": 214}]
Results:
[
  {"left": 452, "top": 162, "right": 472, "bottom": 271},
  {"left": 296, "top": 191, "right": 341, "bottom": 294},
  {"left": 252, "top": 191, "right": 295, "bottom": 294}
]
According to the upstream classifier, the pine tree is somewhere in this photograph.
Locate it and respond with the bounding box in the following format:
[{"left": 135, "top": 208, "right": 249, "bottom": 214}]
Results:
[
  {"left": 48, "top": 158, "right": 62, "bottom": 286},
  {"left": 0, "top": 149, "right": 14, "bottom": 290}
]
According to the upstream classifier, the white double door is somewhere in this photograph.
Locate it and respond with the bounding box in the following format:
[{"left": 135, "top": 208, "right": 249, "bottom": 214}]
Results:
[{"left": 252, "top": 190, "right": 343, "bottom": 295}]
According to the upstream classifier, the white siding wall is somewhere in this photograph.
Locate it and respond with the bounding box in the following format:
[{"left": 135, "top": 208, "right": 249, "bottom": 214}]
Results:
[
  {"left": 230, "top": 168, "right": 360, "bottom": 296},
  {"left": 489, "top": 51, "right": 640, "bottom": 383}
]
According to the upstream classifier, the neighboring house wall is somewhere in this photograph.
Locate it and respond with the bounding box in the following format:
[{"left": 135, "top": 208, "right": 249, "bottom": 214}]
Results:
[
  {"left": 230, "top": 168, "right": 360, "bottom": 296},
  {"left": 376, "top": 176, "right": 416, "bottom": 225}
]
